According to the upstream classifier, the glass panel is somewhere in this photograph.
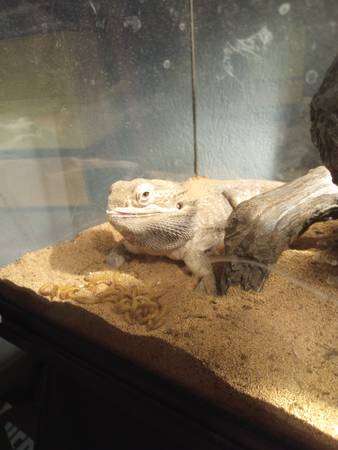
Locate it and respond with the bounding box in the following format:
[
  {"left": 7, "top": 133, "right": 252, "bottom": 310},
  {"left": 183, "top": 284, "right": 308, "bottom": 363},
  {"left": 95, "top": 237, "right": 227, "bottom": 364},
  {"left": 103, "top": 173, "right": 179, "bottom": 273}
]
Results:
[
  {"left": 0, "top": 0, "right": 194, "bottom": 265},
  {"left": 194, "top": 0, "right": 338, "bottom": 180}
]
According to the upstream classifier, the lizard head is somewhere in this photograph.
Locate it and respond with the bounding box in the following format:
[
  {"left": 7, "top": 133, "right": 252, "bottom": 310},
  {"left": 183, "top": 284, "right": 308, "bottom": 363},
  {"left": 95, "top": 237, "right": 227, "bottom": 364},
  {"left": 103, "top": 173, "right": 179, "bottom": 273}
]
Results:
[{"left": 106, "top": 178, "right": 197, "bottom": 251}]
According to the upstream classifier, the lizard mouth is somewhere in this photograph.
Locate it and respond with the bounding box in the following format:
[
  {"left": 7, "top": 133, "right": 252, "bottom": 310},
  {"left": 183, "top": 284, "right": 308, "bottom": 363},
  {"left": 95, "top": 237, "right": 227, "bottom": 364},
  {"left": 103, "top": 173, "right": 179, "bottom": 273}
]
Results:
[{"left": 106, "top": 205, "right": 178, "bottom": 218}]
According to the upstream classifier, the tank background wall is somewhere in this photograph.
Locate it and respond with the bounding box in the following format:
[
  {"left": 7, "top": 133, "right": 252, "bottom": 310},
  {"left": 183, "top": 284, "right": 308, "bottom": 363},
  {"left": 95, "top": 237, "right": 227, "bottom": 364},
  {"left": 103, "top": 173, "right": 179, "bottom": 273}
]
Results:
[
  {"left": 0, "top": 0, "right": 338, "bottom": 265},
  {"left": 194, "top": 0, "right": 338, "bottom": 181}
]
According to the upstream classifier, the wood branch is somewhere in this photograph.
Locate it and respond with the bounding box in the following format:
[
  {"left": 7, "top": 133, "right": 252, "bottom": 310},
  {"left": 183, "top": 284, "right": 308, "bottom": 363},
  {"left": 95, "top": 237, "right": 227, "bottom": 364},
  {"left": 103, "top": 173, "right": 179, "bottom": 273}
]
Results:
[
  {"left": 219, "top": 166, "right": 338, "bottom": 294},
  {"left": 311, "top": 55, "right": 338, "bottom": 184}
]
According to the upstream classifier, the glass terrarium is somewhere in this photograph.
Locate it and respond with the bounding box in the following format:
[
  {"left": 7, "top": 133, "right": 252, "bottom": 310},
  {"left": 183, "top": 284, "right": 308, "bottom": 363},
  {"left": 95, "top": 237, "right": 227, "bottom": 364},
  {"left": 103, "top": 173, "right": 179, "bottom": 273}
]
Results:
[{"left": 0, "top": 1, "right": 337, "bottom": 449}]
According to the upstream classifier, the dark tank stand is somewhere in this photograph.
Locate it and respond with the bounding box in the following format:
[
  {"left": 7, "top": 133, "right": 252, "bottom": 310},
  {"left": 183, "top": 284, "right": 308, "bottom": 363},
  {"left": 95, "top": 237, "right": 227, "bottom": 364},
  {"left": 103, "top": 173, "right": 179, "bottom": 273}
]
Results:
[{"left": 219, "top": 55, "right": 338, "bottom": 294}]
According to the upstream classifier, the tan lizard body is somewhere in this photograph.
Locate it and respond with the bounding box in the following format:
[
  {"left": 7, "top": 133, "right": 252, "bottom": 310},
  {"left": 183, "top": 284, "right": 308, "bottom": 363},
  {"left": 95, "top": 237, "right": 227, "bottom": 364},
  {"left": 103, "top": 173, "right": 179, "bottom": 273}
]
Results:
[{"left": 106, "top": 176, "right": 283, "bottom": 294}]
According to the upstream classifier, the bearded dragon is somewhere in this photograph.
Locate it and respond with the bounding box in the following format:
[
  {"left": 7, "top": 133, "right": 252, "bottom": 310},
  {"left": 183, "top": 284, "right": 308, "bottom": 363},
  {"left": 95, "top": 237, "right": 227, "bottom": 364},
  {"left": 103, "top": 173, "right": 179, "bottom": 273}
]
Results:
[{"left": 106, "top": 177, "right": 283, "bottom": 295}]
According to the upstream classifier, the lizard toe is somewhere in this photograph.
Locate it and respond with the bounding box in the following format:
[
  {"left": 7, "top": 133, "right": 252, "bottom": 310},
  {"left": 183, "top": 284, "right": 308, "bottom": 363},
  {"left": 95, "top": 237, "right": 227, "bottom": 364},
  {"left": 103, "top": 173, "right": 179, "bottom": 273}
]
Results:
[{"left": 194, "top": 275, "right": 217, "bottom": 296}]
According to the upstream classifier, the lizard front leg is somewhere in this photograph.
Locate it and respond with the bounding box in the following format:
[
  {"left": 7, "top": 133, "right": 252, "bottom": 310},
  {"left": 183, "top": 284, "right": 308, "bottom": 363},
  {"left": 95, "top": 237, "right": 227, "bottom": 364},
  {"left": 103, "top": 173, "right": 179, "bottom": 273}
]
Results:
[
  {"left": 106, "top": 243, "right": 132, "bottom": 268},
  {"left": 184, "top": 251, "right": 217, "bottom": 296}
]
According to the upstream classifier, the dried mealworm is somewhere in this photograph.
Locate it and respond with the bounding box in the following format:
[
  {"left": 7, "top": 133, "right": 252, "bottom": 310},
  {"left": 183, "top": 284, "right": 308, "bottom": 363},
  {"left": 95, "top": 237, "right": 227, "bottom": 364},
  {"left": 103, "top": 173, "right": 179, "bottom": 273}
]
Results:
[
  {"left": 39, "top": 283, "right": 56, "bottom": 297},
  {"left": 123, "top": 311, "right": 135, "bottom": 325},
  {"left": 145, "top": 306, "right": 167, "bottom": 331},
  {"left": 59, "top": 285, "right": 79, "bottom": 300},
  {"left": 96, "top": 286, "right": 123, "bottom": 299},
  {"left": 134, "top": 295, "right": 157, "bottom": 304},
  {"left": 146, "top": 317, "right": 165, "bottom": 331},
  {"left": 70, "top": 288, "right": 95, "bottom": 303},
  {"left": 72, "top": 296, "right": 99, "bottom": 304},
  {"left": 49, "top": 284, "right": 59, "bottom": 299},
  {"left": 87, "top": 282, "right": 109, "bottom": 296},
  {"left": 113, "top": 299, "right": 132, "bottom": 314},
  {"left": 84, "top": 272, "right": 114, "bottom": 285}
]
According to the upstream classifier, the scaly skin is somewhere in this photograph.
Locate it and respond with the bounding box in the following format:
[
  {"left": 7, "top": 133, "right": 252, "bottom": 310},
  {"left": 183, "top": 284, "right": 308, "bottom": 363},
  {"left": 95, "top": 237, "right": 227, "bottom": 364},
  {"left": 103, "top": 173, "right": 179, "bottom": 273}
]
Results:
[{"left": 106, "top": 176, "right": 283, "bottom": 295}]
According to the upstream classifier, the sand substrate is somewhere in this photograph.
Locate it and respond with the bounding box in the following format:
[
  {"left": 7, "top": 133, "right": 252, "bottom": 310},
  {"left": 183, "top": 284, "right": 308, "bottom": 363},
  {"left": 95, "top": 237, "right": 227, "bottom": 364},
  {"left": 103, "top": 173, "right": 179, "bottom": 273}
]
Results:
[{"left": 0, "top": 222, "right": 337, "bottom": 449}]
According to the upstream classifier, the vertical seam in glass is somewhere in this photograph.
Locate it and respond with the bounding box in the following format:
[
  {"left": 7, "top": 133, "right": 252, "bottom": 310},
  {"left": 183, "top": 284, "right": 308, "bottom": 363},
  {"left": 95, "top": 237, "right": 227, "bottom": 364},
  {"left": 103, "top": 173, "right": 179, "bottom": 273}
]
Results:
[{"left": 189, "top": 0, "right": 198, "bottom": 175}]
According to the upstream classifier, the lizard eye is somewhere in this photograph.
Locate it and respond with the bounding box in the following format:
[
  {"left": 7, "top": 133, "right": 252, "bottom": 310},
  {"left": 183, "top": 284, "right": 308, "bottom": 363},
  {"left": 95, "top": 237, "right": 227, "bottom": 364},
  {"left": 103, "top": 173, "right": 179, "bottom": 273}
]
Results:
[
  {"left": 176, "top": 202, "right": 183, "bottom": 209},
  {"left": 136, "top": 183, "right": 153, "bottom": 204}
]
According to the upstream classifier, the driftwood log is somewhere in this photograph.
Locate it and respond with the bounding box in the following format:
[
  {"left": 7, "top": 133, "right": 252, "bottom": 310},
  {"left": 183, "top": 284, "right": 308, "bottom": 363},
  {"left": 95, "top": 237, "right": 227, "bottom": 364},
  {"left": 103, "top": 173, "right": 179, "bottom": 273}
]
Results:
[
  {"left": 219, "top": 166, "right": 338, "bottom": 293},
  {"left": 220, "top": 55, "right": 338, "bottom": 294}
]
